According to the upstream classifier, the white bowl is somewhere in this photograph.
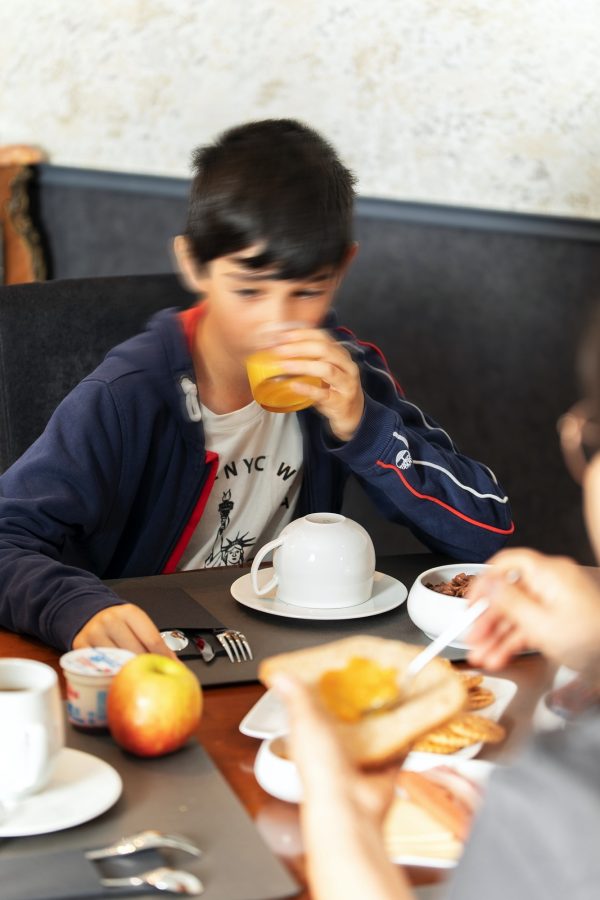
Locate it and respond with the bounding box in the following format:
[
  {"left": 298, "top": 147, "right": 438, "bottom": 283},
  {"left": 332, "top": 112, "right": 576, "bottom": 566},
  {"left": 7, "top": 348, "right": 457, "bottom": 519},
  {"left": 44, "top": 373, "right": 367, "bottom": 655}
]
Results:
[
  {"left": 407, "top": 563, "right": 489, "bottom": 648},
  {"left": 254, "top": 736, "right": 303, "bottom": 804}
]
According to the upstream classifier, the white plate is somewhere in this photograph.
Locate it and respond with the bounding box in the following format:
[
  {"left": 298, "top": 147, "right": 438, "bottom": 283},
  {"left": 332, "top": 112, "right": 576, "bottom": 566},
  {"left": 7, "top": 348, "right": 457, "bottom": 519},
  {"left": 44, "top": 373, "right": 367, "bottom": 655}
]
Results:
[
  {"left": 0, "top": 747, "right": 122, "bottom": 837},
  {"left": 230, "top": 569, "right": 407, "bottom": 620},
  {"left": 240, "top": 689, "right": 290, "bottom": 739},
  {"left": 386, "top": 757, "right": 495, "bottom": 868},
  {"left": 240, "top": 674, "right": 517, "bottom": 752}
]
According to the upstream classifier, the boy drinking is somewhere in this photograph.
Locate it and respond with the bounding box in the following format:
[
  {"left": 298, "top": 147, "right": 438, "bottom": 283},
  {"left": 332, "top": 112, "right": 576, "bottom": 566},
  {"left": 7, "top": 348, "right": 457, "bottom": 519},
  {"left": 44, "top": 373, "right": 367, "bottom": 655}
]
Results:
[{"left": 0, "top": 119, "right": 513, "bottom": 653}]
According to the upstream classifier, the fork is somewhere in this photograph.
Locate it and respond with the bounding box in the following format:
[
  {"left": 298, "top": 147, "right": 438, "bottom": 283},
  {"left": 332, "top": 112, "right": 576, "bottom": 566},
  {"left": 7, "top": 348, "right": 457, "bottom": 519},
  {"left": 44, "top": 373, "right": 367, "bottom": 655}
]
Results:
[
  {"left": 85, "top": 829, "right": 202, "bottom": 860},
  {"left": 100, "top": 866, "right": 203, "bottom": 895},
  {"left": 216, "top": 629, "right": 253, "bottom": 663}
]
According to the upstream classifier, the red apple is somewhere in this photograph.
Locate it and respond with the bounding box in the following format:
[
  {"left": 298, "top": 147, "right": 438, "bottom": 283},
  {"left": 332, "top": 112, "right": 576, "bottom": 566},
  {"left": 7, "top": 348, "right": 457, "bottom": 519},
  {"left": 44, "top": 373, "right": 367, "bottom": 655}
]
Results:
[{"left": 107, "top": 653, "right": 202, "bottom": 757}]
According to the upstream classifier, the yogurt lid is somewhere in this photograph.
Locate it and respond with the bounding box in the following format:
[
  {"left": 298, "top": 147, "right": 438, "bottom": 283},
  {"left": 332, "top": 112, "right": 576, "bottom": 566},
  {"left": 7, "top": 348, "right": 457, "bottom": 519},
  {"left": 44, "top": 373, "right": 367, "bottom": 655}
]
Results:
[{"left": 59, "top": 647, "right": 135, "bottom": 676}]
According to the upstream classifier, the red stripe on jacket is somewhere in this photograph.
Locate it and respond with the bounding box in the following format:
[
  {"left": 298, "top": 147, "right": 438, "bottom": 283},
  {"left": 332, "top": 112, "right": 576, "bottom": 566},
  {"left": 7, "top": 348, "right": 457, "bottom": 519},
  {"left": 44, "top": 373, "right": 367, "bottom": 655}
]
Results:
[
  {"left": 375, "top": 460, "right": 515, "bottom": 536},
  {"left": 336, "top": 325, "right": 405, "bottom": 396},
  {"left": 163, "top": 451, "right": 220, "bottom": 573}
]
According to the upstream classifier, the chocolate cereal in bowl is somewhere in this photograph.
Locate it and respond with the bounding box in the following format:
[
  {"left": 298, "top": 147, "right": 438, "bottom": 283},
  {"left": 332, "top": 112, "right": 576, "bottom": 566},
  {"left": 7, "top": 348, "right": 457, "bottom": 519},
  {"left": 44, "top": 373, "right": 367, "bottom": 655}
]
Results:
[{"left": 407, "top": 564, "right": 489, "bottom": 648}]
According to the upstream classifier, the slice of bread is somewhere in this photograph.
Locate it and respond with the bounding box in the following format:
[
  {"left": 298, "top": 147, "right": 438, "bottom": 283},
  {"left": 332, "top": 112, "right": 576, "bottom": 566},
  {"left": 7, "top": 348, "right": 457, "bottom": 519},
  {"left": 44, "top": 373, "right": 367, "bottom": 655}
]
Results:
[{"left": 259, "top": 635, "right": 467, "bottom": 768}]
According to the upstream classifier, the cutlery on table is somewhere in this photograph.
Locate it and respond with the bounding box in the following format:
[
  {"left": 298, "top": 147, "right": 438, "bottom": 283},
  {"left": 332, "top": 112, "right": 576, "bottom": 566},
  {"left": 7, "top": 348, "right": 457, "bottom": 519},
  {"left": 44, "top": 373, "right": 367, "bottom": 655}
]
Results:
[
  {"left": 86, "top": 829, "right": 202, "bottom": 860},
  {"left": 161, "top": 630, "right": 216, "bottom": 663},
  {"left": 216, "top": 629, "right": 253, "bottom": 662},
  {"left": 100, "top": 866, "right": 203, "bottom": 895},
  {"left": 160, "top": 629, "right": 253, "bottom": 663},
  {"left": 366, "top": 598, "right": 489, "bottom": 715}
]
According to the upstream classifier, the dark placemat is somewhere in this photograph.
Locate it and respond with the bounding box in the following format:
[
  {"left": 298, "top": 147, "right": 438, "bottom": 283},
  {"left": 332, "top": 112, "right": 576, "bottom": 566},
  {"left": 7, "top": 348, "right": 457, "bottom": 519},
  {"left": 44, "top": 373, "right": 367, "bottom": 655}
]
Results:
[
  {"left": 114, "top": 585, "right": 227, "bottom": 659},
  {"left": 0, "top": 727, "right": 299, "bottom": 900},
  {"left": 0, "top": 847, "right": 170, "bottom": 900},
  {"left": 108, "top": 553, "right": 466, "bottom": 686},
  {"left": 115, "top": 585, "right": 226, "bottom": 632}
]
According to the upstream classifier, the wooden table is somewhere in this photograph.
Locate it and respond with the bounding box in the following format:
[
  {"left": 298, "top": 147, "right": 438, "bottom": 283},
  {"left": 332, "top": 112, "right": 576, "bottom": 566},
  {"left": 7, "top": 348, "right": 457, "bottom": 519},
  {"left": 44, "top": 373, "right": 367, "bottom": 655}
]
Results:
[{"left": 0, "top": 619, "right": 555, "bottom": 898}]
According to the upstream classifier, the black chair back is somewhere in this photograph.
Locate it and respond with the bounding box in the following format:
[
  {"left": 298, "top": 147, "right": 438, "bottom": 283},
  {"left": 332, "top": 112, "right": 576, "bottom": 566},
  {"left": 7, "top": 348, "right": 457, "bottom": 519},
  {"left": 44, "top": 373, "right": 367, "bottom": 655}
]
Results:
[{"left": 0, "top": 274, "right": 191, "bottom": 473}]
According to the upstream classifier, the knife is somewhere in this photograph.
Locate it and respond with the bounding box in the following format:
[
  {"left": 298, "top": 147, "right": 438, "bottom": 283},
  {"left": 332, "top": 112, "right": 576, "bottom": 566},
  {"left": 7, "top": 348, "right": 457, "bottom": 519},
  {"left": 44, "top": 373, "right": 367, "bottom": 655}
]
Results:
[
  {"left": 192, "top": 635, "right": 216, "bottom": 663},
  {"left": 160, "top": 629, "right": 219, "bottom": 663}
]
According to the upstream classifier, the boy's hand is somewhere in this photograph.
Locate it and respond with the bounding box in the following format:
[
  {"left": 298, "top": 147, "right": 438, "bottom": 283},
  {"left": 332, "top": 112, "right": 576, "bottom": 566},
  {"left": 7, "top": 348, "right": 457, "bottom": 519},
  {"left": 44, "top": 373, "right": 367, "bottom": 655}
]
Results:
[
  {"left": 466, "top": 548, "right": 600, "bottom": 678},
  {"left": 274, "top": 329, "right": 365, "bottom": 442},
  {"left": 72, "top": 603, "right": 177, "bottom": 659}
]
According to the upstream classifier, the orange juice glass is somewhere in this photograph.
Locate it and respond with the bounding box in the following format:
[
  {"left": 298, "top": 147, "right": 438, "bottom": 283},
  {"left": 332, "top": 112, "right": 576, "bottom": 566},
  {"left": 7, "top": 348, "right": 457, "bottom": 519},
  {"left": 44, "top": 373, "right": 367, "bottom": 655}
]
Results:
[
  {"left": 246, "top": 322, "right": 323, "bottom": 413},
  {"left": 246, "top": 348, "right": 321, "bottom": 413}
]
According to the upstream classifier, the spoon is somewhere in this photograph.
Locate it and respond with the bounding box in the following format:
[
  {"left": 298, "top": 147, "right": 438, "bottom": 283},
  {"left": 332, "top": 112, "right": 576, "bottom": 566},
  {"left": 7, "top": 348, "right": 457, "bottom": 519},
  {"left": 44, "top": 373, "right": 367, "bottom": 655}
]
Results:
[
  {"left": 86, "top": 829, "right": 202, "bottom": 860},
  {"left": 100, "top": 866, "right": 204, "bottom": 895},
  {"left": 161, "top": 630, "right": 190, "bottom": 652},
  {"left": 366, "top": 598, "right": 489, "bottom": 715}
]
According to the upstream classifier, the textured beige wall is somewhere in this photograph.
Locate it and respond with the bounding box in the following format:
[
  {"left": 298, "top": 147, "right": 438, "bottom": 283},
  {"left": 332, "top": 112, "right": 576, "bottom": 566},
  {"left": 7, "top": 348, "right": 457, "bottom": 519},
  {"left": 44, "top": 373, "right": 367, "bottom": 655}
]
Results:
[{"left": 2, "top": 0, "right": 600, "bottom": 217}]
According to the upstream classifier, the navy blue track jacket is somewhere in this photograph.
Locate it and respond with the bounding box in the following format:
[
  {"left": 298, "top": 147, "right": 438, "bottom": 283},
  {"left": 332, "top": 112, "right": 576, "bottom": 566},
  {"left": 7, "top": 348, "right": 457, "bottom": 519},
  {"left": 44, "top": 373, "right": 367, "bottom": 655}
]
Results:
[{"left": 0, "top": 307, "right": 513, "bottom": 649}]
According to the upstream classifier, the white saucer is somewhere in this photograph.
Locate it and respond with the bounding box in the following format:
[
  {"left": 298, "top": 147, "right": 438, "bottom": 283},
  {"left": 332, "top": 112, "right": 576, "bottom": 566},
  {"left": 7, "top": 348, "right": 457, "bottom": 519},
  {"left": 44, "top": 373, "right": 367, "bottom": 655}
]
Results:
[
  {"left": 0, "top": 747, "right": 122, "bottom": 837},
  {"left": 230, "top": 569, "right": 407, "bottom": 620}
]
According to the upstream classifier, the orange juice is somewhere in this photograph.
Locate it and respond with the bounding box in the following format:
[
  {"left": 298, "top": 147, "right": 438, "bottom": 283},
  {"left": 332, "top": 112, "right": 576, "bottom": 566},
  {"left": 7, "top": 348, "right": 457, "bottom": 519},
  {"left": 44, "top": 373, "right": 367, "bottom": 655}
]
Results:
[{"left": 246, "top": 348, "right": 321, "bottom": 413}]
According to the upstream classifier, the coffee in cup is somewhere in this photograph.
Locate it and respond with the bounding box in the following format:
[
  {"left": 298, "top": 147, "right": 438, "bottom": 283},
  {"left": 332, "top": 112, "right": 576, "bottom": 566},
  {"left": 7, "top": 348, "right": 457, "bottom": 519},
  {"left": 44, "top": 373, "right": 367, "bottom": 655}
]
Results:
[
  {"left": 250, "top": 513, "right": 376, "bottom": 608},
  {"left": 0, "top": 658, "right": 65, "bottom": 802},
  {"left": 245, "top": 322, "right": 322, "bottom": 413}
]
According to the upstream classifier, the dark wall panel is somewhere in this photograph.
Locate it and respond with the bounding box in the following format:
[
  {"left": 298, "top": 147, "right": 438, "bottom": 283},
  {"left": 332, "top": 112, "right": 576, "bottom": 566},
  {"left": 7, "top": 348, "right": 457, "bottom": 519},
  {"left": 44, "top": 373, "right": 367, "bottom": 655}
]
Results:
[{"left": 337, "top": 219, "right": 600, "bottom": 560}]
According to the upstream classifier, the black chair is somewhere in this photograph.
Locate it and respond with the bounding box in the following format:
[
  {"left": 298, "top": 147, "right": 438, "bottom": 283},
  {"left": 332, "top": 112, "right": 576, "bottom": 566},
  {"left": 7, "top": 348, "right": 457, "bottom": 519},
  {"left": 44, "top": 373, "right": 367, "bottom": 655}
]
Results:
[{"left": 0, "top": 274, "right": 191, "bottom": 473}]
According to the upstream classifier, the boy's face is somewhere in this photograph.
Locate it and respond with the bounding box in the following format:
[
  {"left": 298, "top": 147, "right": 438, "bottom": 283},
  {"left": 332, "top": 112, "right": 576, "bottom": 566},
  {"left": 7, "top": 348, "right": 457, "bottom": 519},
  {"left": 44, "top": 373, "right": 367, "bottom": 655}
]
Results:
[{"left": 174, "top": 238, "right": 356, "bottom": 361}]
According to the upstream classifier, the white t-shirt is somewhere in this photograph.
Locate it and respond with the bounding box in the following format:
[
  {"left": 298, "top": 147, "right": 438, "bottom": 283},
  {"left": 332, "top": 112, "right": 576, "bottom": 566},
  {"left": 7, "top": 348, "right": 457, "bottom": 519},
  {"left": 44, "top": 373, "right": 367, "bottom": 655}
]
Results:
[{"left": 178, "top": 399, "right": 303, "bottom": 570}]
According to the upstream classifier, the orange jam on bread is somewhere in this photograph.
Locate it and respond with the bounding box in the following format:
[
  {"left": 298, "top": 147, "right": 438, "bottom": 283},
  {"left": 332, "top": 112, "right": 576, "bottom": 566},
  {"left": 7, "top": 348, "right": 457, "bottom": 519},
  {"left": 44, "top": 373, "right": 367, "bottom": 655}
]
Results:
[{"left": 317, "top": 657, "right": 400, "bottom": 722}]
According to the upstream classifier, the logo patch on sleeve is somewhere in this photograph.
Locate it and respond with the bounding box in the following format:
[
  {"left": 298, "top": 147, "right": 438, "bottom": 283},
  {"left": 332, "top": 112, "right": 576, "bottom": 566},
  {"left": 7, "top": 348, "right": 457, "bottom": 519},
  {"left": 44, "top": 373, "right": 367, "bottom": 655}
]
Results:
[{"left": 393, "top": 431, "right": 412, "bottom": 469}]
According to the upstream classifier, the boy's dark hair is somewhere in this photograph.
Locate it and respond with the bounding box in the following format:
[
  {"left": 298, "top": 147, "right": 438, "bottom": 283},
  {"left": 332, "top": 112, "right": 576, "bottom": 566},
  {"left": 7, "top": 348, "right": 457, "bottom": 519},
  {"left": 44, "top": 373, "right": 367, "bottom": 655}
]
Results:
[{"left": 185, "top": 119, "right": 356, "bottom": 279}]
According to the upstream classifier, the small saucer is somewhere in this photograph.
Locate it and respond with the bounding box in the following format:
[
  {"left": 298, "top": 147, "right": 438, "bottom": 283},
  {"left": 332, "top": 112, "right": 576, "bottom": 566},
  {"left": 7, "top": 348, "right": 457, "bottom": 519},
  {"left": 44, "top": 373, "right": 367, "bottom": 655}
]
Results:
[
  {"left": 0, "top": 747, "right": 122, "bottom": 837},
  {"left": 230, "top": 569, "right": 407, "bottom": 620}
]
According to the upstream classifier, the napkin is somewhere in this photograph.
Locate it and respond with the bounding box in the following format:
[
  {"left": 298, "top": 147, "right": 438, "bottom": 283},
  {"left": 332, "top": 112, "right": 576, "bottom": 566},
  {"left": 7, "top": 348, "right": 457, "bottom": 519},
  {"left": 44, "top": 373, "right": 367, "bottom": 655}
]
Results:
[
  {"left": 0, "top": 847, "right": 169, "bottom": 899},
  {"left": 114, "top": 585, "right": 226, "bottom": 659}
]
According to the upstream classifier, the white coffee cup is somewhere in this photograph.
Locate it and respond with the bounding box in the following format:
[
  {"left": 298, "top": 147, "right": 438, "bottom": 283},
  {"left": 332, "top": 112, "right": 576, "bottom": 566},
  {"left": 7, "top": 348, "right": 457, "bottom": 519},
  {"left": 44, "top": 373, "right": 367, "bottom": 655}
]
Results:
[
  {"left": 0, "top": 658, "right": 65, "bottom": 802},
  {"left": 250, "top": 513, "right": 376, "bottom": 608}
]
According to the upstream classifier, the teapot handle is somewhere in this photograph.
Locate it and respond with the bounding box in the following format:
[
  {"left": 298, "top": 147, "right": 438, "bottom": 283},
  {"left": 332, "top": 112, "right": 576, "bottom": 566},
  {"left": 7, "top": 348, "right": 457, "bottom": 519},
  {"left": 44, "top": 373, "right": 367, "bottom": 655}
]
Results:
[{"left": 251, "top": 537, "right": 285, "bottom": 596}]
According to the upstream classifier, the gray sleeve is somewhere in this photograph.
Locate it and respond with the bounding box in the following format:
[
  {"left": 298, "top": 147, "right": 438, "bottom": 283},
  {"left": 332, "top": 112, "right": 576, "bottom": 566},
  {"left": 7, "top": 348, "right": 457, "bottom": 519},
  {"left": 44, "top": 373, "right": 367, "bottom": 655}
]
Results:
[{"left": 446, "top": 712, "right": 600, "bottom": 900}]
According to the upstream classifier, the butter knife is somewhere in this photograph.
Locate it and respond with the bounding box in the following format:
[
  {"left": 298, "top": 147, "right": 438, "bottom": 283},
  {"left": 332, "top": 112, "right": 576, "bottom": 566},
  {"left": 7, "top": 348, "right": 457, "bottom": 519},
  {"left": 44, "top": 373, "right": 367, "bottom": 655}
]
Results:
[{"left": 160, "top": 629, "right": 217, "bottom": 663}]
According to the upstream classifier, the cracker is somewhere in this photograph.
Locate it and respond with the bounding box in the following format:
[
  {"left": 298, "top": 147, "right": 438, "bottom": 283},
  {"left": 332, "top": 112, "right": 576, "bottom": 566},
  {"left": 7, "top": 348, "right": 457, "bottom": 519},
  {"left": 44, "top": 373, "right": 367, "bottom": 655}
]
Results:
[
  {"left": 466, "top": 687, "right": 496, "bottom": 710},
  {"left": 412, "top": 723, "right": 472, "bottom": 750},
  {"left": 461, "top": 672, "right": 484, "bottom": 690},
  {"left": 448, "top": 714, "right": 506, "bottom": 743},
  {"left": 410, "top": 736, "right": 468, "bottom": 754}
]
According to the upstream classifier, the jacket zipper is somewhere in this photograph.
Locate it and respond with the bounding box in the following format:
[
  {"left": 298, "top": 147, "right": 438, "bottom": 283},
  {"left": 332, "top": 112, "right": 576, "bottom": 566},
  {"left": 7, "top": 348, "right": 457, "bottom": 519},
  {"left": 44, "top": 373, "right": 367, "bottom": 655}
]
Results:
[{"left": 180, "top": 375, "right": 202, "bottom": 422}]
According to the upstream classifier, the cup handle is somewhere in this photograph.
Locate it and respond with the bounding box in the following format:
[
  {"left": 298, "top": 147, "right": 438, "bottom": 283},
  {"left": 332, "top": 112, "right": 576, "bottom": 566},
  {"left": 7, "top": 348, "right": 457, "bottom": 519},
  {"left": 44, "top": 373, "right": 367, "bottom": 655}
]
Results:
[{"left": 251, "top": 538, "right": 285, "bottom": 596}]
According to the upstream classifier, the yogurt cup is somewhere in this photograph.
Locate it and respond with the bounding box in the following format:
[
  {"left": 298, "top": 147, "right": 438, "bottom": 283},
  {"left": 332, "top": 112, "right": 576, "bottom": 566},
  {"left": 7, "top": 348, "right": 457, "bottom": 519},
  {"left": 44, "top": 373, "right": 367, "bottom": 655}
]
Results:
[{"left": 59, "top": 648, "right": 135, "bottom": 731}]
